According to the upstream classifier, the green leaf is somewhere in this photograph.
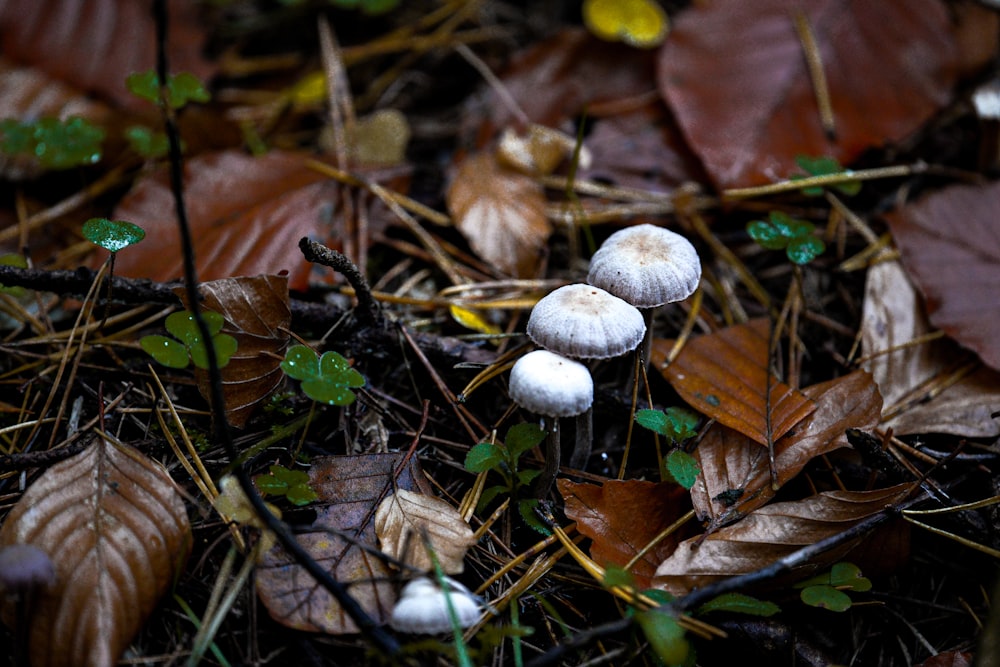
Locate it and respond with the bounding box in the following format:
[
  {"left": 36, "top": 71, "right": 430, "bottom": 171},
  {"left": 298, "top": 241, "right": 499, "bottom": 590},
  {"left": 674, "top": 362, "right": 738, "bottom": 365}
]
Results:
[
  {"left": 518, "top": 499, "right": 551, "bottom": 535},
  {"left": 280, "top": 344, "right": 320, "bottom": 380},
  {"left": 125, "top": 126, "right": 171, "bottom": 158},
  {"left": 666, "top": 450, "right": 701, "bottom": 490},
  {"left": 746, "top": 219, "right": 788, "bottom": 250},
  {"left": 140, "top": 335, "right": 191, "bottom": 369},
  {"left": 635, "top": 407, "right": 698, "bottom": 442},
  {"left": 82, "top": 218, "right": 146, "bottom": 253},
  {"left": 477, "top": 485, "right": 507, "bottom": 511},
  {"left": 515, "top": 468, "right": 542, "bottom": 486},
  {"left": 465, "top": 442, "right": 505, "bottom": 473},
  {"left": 255, "top": 472, "right": 290, "bottom": 495},
  {"left": 506, "top": 422, "right": 546, "bottom": 460},
  {"left": 634, "top": 610, "right": 690, "bottom": 666},
  {"left": 829, "top": 562, "right": 871, "bottom": 592},
  {"left": 602, "top": 564, "right": 635, "bottom": 589},
  {"left": 189, "top": 332, "right": 237, "bottom": 370},
  {"left": 126, "top": 70, "right": 210, "bottom": 109},
  {"left": 794, "top": 155, "right": 860, "bottom": 196},
  {"left": 318, "top": 350, "right": 366, "bottom": 388},
  {"left": 0, "top": 116, "right": 104, "bottom": 169},
  {"left": 269, "top": 465, "right": 310, "bottom": 486},
  {"left": 697, "top": 593, "right": 781, "bottom": 617},
  {"left": 800, "top": 585, "right": 853, "bottom": 612},
  {"left": 285, "top": 483, "right": 319, "bottom": 506},
  {"left": 786, "top": 236, "right": 825, "bottom": 265}
]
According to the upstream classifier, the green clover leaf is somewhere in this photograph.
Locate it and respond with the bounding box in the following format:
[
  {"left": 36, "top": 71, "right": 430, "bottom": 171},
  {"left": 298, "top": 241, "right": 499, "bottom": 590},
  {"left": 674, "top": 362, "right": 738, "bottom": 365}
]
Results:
[
  {"left": 747, "top": 211, "right": 826, "bottom": 265},
  {"left": 126, "top": 70, "right": 210, "bottom": 109},
  {"left": 793, "top": 155, "right": 861, "bottom": 196},
  {"left": 254, "top": 464, "right": 318, "bottom": 506},
  {"left": 280, "top": 344, "right": 365, "bottom": 405},
  {"left": 140, "top": 310, "right": 237, "bottom": 370},
  {"left": 83, "top": 218, "right": 146, "bottom": 253},
  {"left": 0, "top": 117, "right": 104, "bottom": 169}
]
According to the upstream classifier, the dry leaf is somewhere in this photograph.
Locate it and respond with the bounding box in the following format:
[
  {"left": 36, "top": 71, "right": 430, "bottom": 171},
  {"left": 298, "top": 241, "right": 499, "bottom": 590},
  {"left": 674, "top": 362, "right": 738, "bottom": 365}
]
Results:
[
  {"left": 654, "top": 483, "right": 911, "bottom": 595},
  {"left": 657, "top": 0, "right": 990, "bottom": 189},
  {"left": 560, "top": 479, "right": 692, "bottom": 589},
  {"left": 256, "top": 453, "right": 430, "bottom": 634},
  {"left": 652, "top": 318, "right": 816, "bottom": 445},
  {"left": 175, "top": 275, "right": 291, "bottom": 428},
  {"left": 861, "top": 259, "right": 1000, "bottom": 437},
  {"left": 885, "top": 180, "right": 1000, "bottom": 373},
  {"left": 691, "top": 370, "right": 881, "bottom": 528},
  {"left": 0, "top": 436, "right": 191, "bottom": 666},
  {"left": 374, "top": 488, "right": 475, "bottom": 574},
  {"left": 447, "top": 151, "right": 551, "bottom": 278}
]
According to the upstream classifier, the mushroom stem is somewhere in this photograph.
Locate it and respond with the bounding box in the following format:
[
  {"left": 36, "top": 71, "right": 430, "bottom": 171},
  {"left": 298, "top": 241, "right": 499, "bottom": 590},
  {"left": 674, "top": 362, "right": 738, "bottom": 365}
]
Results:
[
  {"left": 533, "top": 419, "right": 561, "bottom": 498},
  {"left": 638, "top": 307, "right": 655, "bottom": 371},
  {"left": 569, "top": 408, "right": 592, "bottom": 469}
]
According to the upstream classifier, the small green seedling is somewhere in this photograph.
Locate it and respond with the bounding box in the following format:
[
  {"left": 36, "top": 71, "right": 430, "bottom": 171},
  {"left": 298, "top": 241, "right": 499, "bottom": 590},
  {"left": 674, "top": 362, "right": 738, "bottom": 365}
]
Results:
[
  {"left": 254, "top": 464, "right": 318, "bottom": 506},
  {"left": 635, "top": 407, "right": 701, "bottom": 490},
  {"left": 83, "top": 217, "right": 145, "bottom": 254},
  {"left": 695, "top": 592, "right": 781, "bottom": 617},
  {"left": 795, "top": 562, "right": 871, "bottom": 612},
  {"left": 280, "top": 344, "right": 365, "bottom": 406},
  {"left": 792, "top": 155, "right": 860, "bottom": 197},
  {"left": 141, "top": 310, "right": 238, "bottom": 370},
  {"left": 747, "top": 211, "right": 826, "bottom": 265},
  {"left": 125, "top": 126, "right": 171, "bottom": 159},
  {"left": 126, "top": 70, "right": 211, "bottom": 109},
  {"left": 465, "top": 423, "right": 547, "bottom": 533},
  {"left": 0, "top": 116, "right": 104, "bottom": 169}
]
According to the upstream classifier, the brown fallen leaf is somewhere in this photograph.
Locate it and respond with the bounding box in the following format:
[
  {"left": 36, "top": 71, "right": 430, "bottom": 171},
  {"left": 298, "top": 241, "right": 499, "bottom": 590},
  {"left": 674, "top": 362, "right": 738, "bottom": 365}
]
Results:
[
  {"left": 654, "top": 483, "right": 912, "bottom": 596},
  {"left": 175, "top": 275, "right": 291, "bottom": 428},
  {"left": 560, "top": 479, "right": 692, "bottom": 590},
  {"left": 691, "top": 370, "right": 882, "bottom": 528},
  {"left": 652, "top": 318, "right": 816, "bottom": 446},
  {"left": 256, "top": 453, "right": 431, "bottom": 634},
  {"left": 447, "top": 150, "right": 551, "bottom": 278},
  {"left": 0, "top": 436, "right": 191, "bottom": 666},
  {"left": 657, "top": 0, "right": 995, "bottom": 189},
  {"left": 861, "top": 259, "right": 1000, "bottom": 437},
  {"left": 374, "top": 488, "right": 475, "bottom": 574},
  {"left": 885, "top": 179, "right": 1000, "bottom": 374}
]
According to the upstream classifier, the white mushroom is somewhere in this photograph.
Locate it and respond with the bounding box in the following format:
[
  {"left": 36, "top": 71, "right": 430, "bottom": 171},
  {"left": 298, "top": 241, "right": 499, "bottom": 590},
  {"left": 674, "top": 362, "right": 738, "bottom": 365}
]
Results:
[
  {"left": 389, "top": 577, "right": 483, "bottom": 634},
  {"left": 509, "top": 350, "right": 594, "bottom": 495}
]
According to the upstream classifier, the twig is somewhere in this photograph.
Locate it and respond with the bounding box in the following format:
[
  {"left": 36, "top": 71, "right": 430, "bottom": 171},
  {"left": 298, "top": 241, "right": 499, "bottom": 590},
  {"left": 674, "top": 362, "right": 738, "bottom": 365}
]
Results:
[{"left": 297, "top": 237, "right": 382, "bottom": 328}]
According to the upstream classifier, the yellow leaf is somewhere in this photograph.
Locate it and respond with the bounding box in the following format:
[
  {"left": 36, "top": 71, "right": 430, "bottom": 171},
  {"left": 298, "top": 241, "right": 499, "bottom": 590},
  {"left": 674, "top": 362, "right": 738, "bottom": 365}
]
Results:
[
  {"left": 290, "top": 70, "right": 327, "bottom": 107},
  {"left": 449, "top": 304, "right": 502, "bottom": 336},
  {"left": 583, "top": 0, "right": 669, "bottom": 49}
]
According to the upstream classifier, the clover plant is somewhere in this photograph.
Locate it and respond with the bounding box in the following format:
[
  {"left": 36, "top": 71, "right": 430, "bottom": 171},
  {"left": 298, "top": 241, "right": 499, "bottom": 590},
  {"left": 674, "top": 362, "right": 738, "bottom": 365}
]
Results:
[
  {"left": 83, "top": 217, "right": 146, "bottom": 254},
  {"left": 254, "top": 464, "right": 318, "bottom": 506},
  {"left": 747, "top": 211, "right": 826, "bottom": 265},
  {"left": 465, "top": 422, "right": 547, "bottom": 533},
  {"left": 792, "top": 155, "right": 860, "bottom": 197},
  {"left": 280, "top": 344, "right": 365, "bottom": 406},
  {"left": 635, "top": 407, "right": 701, "bottom": 490},
  {"left": 126, "top": 70, "right": 211, "bottom": 109},
  {"left": 795, "top": 562, "right": 871, "bottom": 612},
  {"left": 0, "top": 116, "right": 104, "bottom": 169},
  {"left": 125, "top": 126, "right": 171, "bottom": 159},
  {"left": 141, "top": 310, "right": 237, "bottom": 370}
]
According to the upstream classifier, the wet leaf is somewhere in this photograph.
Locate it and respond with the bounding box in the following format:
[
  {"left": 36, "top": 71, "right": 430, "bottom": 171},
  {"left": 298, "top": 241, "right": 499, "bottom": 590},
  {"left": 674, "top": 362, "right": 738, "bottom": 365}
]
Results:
[
  {"left": 885, "top": 179, "right": 1000, "bottom": 372},
  {"left": 82, "top": 218, "right": 145, "bottom": 253},
  {"left": 800, "top": 584, "right": 852, "bottom": 611},
  {"left": 654, "top": 483, "right": 911, "bottom": 595},
  {"left": 447, "top": 151, "right": 551, "bottom": 278},
  {"left": 696, "top": 592, "right": 781, "bottom": 617},
  {"left": 140, "top": 335, "right": 190, "bottom": 369},
  {"left": 666, "top": 450, "right": 700, "bottom": 490},
  {"left": 256, "top": 453, "right": 431, "bottom": 634},
  {"left": 657, "top": 0, "right": 990, "bottom": 189},
  {"left": 560, "top": 479, "right": 692, "bottom": 589},
  {"left": 0, "top": 437, "right": 191, "bottom": 666},
  {"left": 690, "top": 370, "right": 881, "bottom": 527},
  {"left": 860, "top": 259, "right": 1000, "bottom": 437},
  {"left": 652, "top": 318, "right": 817, "bottom": 446},
  {"left": 176, "top": 275, "right": 291, "bottom": 427},
  {"left": 281, "top": 345, "right": 365, "bottom": 406},
  {"left": 374, "top": 489, "right": 476, "bottom": 574}
]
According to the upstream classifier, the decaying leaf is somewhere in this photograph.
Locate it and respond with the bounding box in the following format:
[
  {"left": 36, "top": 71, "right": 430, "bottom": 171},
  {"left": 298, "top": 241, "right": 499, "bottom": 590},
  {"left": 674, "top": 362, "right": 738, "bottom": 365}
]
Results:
[
  {"left": 175, "top": 275, "right": 291, "bottom": 428},
  {"left": 374, "top": 488, "right": 475, "bottom": 574},
  {"left": 885, "top": 179, "right": 1000, "bottom": 374},
  {"left": 861, "top": 259, "right": 1000, "bottom": 437},
  {"left": 654, "top": 483, "right": 911, "bottom": 595},
  {"left": 560, "top": 479, "right": 691, "bottom": 589},
  {"left": 447, "top": 151, "right": 551, "bottom": 278},
  {"left": 657, "top": 0, "right": 995, "bottom": 189},
  {"left": 691, "top": 370, "right": 882, "bottom": 528},
  {"left": 0, "top": 436, "right": 191, "bottom": 666},
  {"left": 652, "top": 318, "right": 816, "bottom": 446},
  {"left": 256, "top": 453, "right": 432, "bottom": 634}
]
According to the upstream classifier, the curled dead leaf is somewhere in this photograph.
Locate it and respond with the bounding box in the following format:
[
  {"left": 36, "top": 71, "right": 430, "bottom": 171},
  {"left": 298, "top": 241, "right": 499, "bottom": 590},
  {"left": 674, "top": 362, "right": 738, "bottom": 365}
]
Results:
[{"left": 374, "top": 488, "right": 475, "bottom": 574}]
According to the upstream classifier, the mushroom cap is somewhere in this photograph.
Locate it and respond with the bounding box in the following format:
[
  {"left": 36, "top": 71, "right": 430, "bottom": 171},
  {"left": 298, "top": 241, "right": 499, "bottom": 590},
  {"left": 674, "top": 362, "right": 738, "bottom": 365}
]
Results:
[
  {"left": 0, "top": 544, "right": 55, "bottom": 593},
  {"left": 390, "top": 577, "right": 482, "bottom": 634},
  {"left": 587, "top": 224, "right": 701, "bottom": 308},
  {"left": 509, "top": 350, "right": 593, "bottom": 417},
  {"left": 526, "top": 284, "right": 645, "bottom": 359}
]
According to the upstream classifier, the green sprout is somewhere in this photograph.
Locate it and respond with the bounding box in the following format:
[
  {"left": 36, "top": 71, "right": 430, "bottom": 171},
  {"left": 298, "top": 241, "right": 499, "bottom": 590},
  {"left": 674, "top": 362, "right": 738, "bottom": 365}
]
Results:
[
  {"left": 792, "top": 155, "right": 860, "bottom": 197},
  {"left": 141, "top": 310, "right": 238, "bottom": 370},
  {"left": 635, "top": 407, "right": 701, "bottom": 490},
  {"left": 124, "top": 126, "right": 172, "bottom": 159},
  {"left": 747, "top": 211, "right": 826, "bottom": 265},
  {"left": 254, "top": 464, "right": 318, "bottom": 506},
  {"left": 0, "top": 116, "right": 104, "bottom": 169},
  {"left": 795, "top": 562, "right": 871, "bottom": 612},
  {"left": 126, "top": 70, "right": 211, "bottom": 109},
  {"left": 464, "top": 423, "right": 547, "bottom": 534},
  {"left": 280, "top": 344, "right": 365, "bottom": 406}
]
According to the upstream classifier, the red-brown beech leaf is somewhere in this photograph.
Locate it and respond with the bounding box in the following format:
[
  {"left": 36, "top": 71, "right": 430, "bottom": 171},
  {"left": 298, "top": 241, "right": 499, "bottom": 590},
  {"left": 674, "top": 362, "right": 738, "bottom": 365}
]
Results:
[
  {"left": 654, "top": 483, "right": 911, "bottom": 596},
  {"left": 0, "top": 436, "right": 191, "bottom": 666},
  {"left": 0, "top": 0, "right": 213, "bottom": 111},
  {"left": 175, "top": 275, "right": 291, "bottom": 428},
  {"left": 256, "top": 453, "right": 431, "bottom": 634},
  {"left": 560, "top": 479, "right": 692, "bottom": 590},
  {"left": 447, "top": 151, "right": 551, "bottom": 278},
  {"left": 652, "top": 318, "right": 816, "bottom": 446},
  {"left": 884, "top": 180, "right": 1000, "bottom": 374},
  {"left": 861, "top": 259, "right": 1000, "bottom": 437},
  {"left": 112, "top": 150, "right": 354, "bottom": 290},
  {"left": 657, "top": 0, "right": 985, "bottom": 190},
  {"left": 691, "top": 370, "right": 881, "bottom": 528}
]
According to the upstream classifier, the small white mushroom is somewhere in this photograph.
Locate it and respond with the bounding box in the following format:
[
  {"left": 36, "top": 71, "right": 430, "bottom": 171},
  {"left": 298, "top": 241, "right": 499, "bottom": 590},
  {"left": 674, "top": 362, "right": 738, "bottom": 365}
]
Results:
[
  {"left": 389, "top": 577, "right": 483, "bottom": 634},
  {"left": 526, "top": 284, "right": 646, "bottom": 360}
]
